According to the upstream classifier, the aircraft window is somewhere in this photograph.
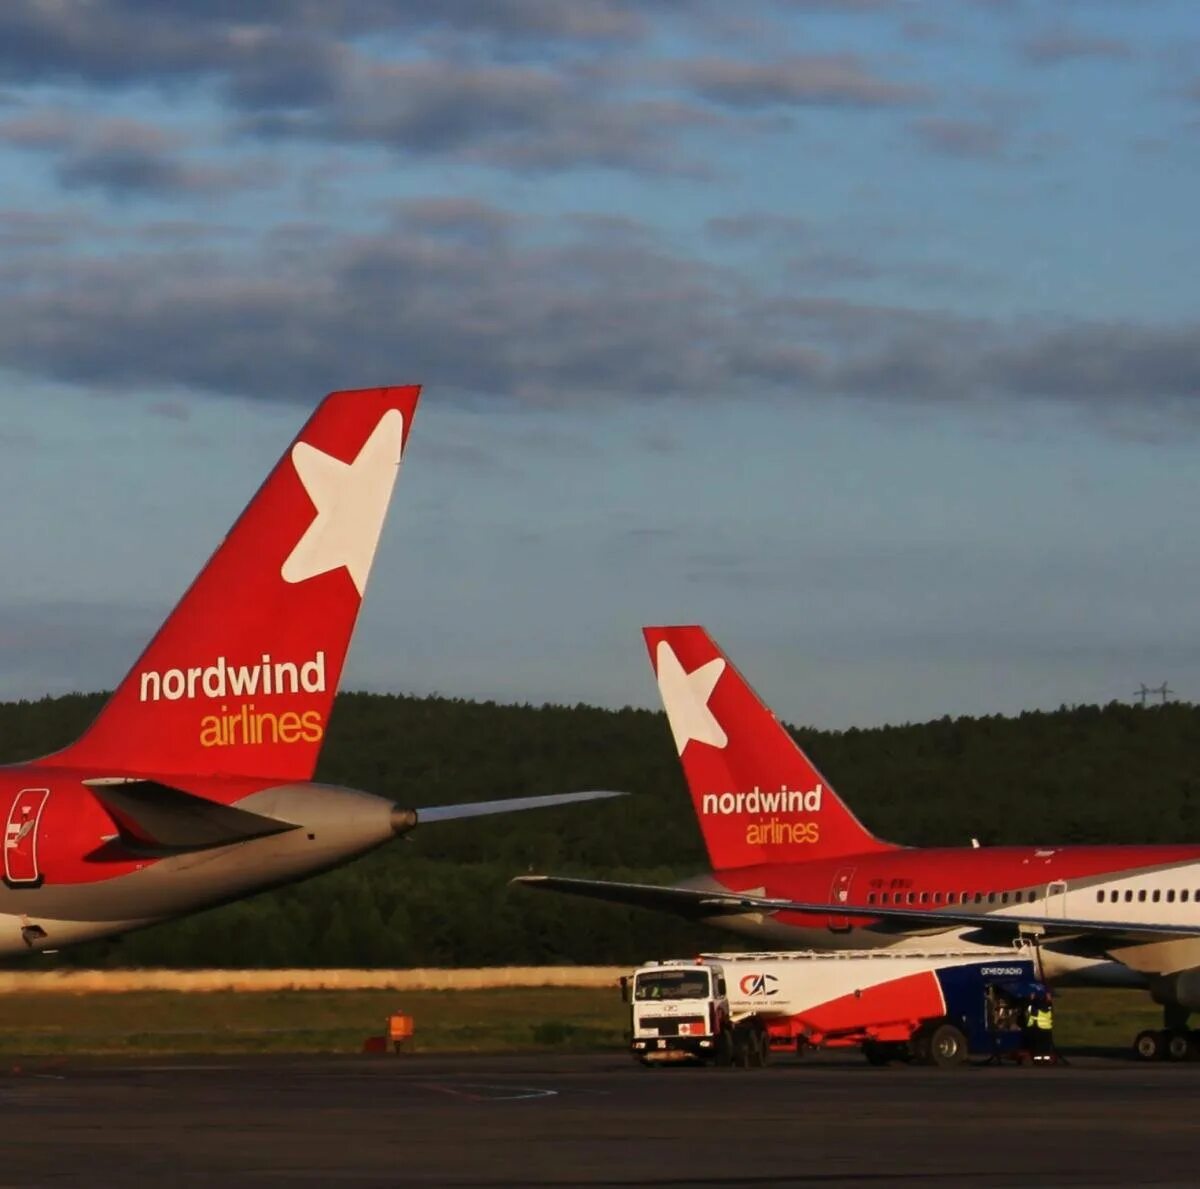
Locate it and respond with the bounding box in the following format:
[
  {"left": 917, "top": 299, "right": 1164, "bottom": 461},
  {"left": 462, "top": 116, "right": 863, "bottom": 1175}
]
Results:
[
  {"left": 1124, "top": 890, "right": 1133, "bottom": 903},
  {"left": 974, "top": 892, "right": 983, "bottom": 904},
  {"left": 880, "top": 892, "right": 889, "bottom": 904},
  {"left": 933, "top": 891, "right": 943, "bottom": 904},
  {"left": 1152, "top": 889, "right": 1161, "bottom": 903},
  {"left": 1182, "top": 890, "right": 1190, "bottom": 903},
  {"left": 946, "top": 892, "right": 957, "bottom": 904},
  {"left": 1001, "top": 892, "right": 1009, "bottom": 904},
  {"left": 1138, "top": 890, "right": 1147, "bottom": 903},
  {"left": 1167, "top": 889, "right": 1176, "bottom": 903},
  {"left": 867, "top": 892, "right": 877, "bottom": 905},
  {"left": 919, "top": 891, "right": 929, "bottom": 904},
  {"left": 906, "top": 892, "right": 915, "bottom": 905},
  {"left": 1096, "top": 890, "right": 1104, "bottom": 903},
  {"left": 987, "top": 892, "right": 996, "bottom": 904}
]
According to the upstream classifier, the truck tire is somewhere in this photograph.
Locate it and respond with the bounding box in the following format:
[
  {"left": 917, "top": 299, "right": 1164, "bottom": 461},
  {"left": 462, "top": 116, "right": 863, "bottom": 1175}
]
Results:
[
  {"left": 746, "top": 1026, "right": 767, "bottom": 1068},
  {"left": 715, "top": 1028, "right": 734, "bottom": 1067},
  {"left": 733, "top": 1029, "right": 751, "bottom": 1068},
  {"left": 863, "top": 1041, "right": 889, "bottom": 1066},
  {"left": 926, "top": 1022, "right": 968, "bottom": 1068}
]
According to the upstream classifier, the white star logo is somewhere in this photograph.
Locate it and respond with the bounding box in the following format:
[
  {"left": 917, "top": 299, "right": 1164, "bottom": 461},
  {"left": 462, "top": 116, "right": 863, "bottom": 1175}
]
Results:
[
  {"left": 654, "top": 640, "right": 728, "bottom": 755},
  {"left": 281, "top": 408, "right": 406, "bottom": 595}
]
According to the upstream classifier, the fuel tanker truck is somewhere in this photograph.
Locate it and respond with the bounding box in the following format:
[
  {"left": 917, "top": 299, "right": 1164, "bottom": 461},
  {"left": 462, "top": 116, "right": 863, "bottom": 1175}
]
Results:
[{"left": 622, "top": 948, "right": 1047, "bottom": 1067}]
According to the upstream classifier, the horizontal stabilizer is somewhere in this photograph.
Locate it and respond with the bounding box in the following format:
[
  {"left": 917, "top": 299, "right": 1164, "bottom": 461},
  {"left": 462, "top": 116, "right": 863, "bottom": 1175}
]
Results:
[
  {"left": 84, "top": 778, "right": 299, "bottom": 851},
  {"left": 416, "top": 789, "right": 626, "bottom": 824},
  {"left": 514, "top": 873, "right": 1200, "bottom": 944},
  {"left": 511, "top": 874, "right": 755, "bottom": 918}
]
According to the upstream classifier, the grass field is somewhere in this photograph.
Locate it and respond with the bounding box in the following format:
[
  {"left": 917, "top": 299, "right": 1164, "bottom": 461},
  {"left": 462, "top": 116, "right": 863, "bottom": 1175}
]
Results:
[{"left": 0, "top": 985, "right": 1165, "bottom": 1057}]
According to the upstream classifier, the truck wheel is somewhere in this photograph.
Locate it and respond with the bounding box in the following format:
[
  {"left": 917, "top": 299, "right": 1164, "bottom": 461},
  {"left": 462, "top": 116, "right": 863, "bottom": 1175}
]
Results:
[
  {"left": 926, "top": 1023, "right": 968, "bottom": 1068},
  {"left": 715, "top": 1029, "right": 734, "bottom": 1067},
  {"left": 746, "top": 1028, "right": 767, "bottom": 1068},
  {"left": 733, "top": 1030, "right": 751, "bottom": 1068},
  {"left": 863, "top": 1042, "right": 889, "bottom": 1066}
]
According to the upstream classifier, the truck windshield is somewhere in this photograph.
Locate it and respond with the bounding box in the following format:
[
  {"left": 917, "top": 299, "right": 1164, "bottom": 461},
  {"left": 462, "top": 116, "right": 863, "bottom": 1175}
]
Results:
[{"left": 634, "top": 970, "right": 711, "bottom": 1000}]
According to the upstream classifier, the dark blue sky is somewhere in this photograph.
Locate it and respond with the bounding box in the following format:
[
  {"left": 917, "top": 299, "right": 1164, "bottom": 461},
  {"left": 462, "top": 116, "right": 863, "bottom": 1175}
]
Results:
[{"left": 1, "top": 1, "right": 1198, "bottom": 726}]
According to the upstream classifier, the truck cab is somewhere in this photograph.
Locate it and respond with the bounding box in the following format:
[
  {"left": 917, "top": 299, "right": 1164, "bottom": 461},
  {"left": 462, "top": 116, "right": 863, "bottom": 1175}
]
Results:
[{"left": 625, "top": 960, "right": 736, "bottom": 1065}]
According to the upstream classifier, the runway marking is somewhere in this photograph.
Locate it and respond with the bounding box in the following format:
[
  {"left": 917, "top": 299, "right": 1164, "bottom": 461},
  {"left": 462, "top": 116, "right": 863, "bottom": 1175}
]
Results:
[{"left": 417, "top": 1081, "right": 558, "bottom": 1101}]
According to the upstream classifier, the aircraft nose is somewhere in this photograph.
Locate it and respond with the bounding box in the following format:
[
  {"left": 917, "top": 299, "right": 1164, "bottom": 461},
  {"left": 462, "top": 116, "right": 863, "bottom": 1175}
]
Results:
[{"left": 390, "top": 806, "right": 417, "bottom": 836}]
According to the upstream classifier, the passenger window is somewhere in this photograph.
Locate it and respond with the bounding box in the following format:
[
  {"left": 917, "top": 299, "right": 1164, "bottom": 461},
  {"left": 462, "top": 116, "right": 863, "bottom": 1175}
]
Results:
[
  {"left": 946, "top": 892, "right": 957, "bottom": 905},
  {"left": 974, "top": 892, "right": 983, "bottom": 904},
  {"left": 919, "top": 891, "right": 928, "bottom": 904},
  {"left": 933, "top": 891, "right": 943, "bottom": 904},
  {"left": 987, "top": 892, "right": 996, "bottom": 904},
  {"left": 1096, "top": 890, "right": 1104, "bottom": 903},
  {"left": 1001, "top": 892, "right": 1009, "bottom": 904},
  {"left": 1138, "top": 890, "right": 1147, "bottom": 903},
  {"left": 880, "top": 892, "right": 889, "bottom": 904},
  {"left": 867, "top": 892, "right": 876, "bottom": 905},
  {"left": 1152, "top": 890, "right": 1161, "bottom": 903},
  {"left": 1182, "top": 890, "right": 1190, "bottom": 903},
  {"left": 1167, "top": 889, "right": 1176, "bottom": 903},
  {"left": 1124, "top": 890, "right": 1133, "bottom": 903},
  {"left": 906, "top": 892, "right": 915, "bottom": 904}
]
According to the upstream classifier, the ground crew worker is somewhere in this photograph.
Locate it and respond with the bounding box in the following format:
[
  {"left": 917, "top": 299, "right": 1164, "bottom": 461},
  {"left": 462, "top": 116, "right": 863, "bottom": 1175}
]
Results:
[{"left": 1025, "top": 990, "right": 1055, "bottom": 1064}]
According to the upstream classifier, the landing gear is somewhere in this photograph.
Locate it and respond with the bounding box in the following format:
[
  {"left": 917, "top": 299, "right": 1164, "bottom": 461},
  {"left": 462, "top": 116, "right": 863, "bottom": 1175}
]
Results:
[{"left": 1133, "top": 1006, "right": 1200, "bottom": 1062}]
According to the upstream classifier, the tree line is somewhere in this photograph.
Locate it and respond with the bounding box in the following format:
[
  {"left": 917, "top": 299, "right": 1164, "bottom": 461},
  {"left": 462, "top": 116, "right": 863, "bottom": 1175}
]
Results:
[{"left": 1, "top": 691, "right": 1197, "bottom": 968}]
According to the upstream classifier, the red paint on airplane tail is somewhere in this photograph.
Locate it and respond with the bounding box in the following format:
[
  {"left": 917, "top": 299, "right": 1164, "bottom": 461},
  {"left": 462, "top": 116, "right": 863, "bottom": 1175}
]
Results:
[
  {"left": 644, "top": 625, "right": 895, "bottom": 870},
  {"left": 50, "top": 386, "right": 422, "bottom": 781}
]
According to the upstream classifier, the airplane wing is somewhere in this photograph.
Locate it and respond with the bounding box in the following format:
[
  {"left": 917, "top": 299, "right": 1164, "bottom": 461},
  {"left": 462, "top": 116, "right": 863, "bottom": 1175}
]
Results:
[
  {"left": 415, "top": 790, "right": 626, "bottom": 824},
  {"left": 512, "top": 873, "right": 1200, "bottom": 944}
]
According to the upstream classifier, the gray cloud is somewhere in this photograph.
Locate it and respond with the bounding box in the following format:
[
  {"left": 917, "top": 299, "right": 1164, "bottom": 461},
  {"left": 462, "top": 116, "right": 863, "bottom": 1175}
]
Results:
[
  {"left": 1021, "top": 28, "right": 1133, "bottom": 66},
  {"left": 0, "top": 110, "right": 277, "bottom": 199},
  {"left": 681, "top": 54, "right": 927, "bottom": 109},
  {"left": 241, "top": 60, "right": 716, "bottom": 175},
  {"left": 0, "top": 199, "right": 1195, "bottom": 426},
  {"left": 911, "top": 116, "right": 1008, "bottom": 159},
  {"left": 0, "top": 1, "right": 656, "bottom": 95}
]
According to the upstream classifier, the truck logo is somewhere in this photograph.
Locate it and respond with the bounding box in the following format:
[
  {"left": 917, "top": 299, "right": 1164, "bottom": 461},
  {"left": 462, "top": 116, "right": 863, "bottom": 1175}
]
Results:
[{"left": 739, "top": 972, "right": 778, "bottom": 996}]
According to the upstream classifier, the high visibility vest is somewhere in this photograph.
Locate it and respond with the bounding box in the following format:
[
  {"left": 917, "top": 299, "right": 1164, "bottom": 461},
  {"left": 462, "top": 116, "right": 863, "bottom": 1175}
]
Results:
[{"left": 1030, "top": 1007, "right": 1053, "bottom": 1030}]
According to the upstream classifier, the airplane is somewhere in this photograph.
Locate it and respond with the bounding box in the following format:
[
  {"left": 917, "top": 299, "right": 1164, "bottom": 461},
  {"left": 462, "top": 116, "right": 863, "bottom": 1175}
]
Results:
[
  {"left": 517, "top": 625, "right": 1200, "bottom": 1060},
  {"left": 0, "top": 386, "right": 619, "bottom": 959}
]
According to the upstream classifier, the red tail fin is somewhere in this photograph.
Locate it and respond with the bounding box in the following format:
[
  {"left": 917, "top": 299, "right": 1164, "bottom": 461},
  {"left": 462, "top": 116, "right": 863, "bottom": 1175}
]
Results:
[
  {"left": 643, "top": 625, "right": 894, "bottom": 870},
  {"left": 52, "top": 387, "right": 421, "bottom": 780}
]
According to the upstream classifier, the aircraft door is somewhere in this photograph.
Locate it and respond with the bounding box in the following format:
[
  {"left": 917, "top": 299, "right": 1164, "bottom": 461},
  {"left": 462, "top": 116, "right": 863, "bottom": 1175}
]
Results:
[
  {"left": 828, "top": 866, "right": 856, "bottom": 932},
  {"left": 1044, "top": 879, "right": 1068, "bottom": 919},
  {"left": 4, "top": 788, "right": 50, "bottom": 887}
]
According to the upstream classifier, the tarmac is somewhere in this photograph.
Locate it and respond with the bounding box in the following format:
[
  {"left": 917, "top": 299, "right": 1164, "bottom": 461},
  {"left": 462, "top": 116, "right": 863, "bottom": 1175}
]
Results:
[{"left": 0, "top": 1049, "right": 1196, "bottom": 1187}]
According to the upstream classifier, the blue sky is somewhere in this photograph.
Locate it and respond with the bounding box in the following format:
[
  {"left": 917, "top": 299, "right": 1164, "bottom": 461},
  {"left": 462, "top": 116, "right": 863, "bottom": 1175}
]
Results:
[{"left": 1, "top": 0, "right": 1198, "bottom": 728}]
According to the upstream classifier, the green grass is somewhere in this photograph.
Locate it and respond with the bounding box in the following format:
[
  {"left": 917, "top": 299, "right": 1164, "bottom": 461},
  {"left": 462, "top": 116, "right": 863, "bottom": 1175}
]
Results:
[
  {"left": 0, "top": 987, "right": 627, "bottom": 1056},
  {"left": 0, "top": 986, "right": 1163, "bottom": 1057}
]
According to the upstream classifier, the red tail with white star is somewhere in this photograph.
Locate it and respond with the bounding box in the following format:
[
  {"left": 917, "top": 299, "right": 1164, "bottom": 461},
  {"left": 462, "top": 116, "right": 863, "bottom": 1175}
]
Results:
[
  {"left": 644, "top": 626, "right": 894, "bottom": 870},
  {"left": 52, "top": 387, "right": 421, "bottom": 781}
]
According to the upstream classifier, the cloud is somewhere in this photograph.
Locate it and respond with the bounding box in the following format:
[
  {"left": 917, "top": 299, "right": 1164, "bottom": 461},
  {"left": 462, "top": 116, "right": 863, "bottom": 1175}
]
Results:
[
  {"left": 911, "top": 116, "right": 1009, "bottom": 159},
  {"left": 0, "top": 110, "right": 276, "bottom": 198},
  {"left": 241, "top": 59, "right": 716, "bottom": 175},
  {"left": 681, "top": 54, "right": 927, "bottom": 109},
  {"left": 0, "top": 2, "right": 656, "bottom": 95},
  {"left": 1021, "top": 28, "right": 1133, "bottom": 66},
  {"left": 0, "top": 199, "right": 1194, "bottom": 429}
]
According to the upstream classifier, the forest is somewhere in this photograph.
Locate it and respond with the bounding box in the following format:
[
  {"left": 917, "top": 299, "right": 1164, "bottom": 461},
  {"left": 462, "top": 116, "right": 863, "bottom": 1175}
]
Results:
[{"left": 2, "top": 691, "right": 1198, "bottom": 968}]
